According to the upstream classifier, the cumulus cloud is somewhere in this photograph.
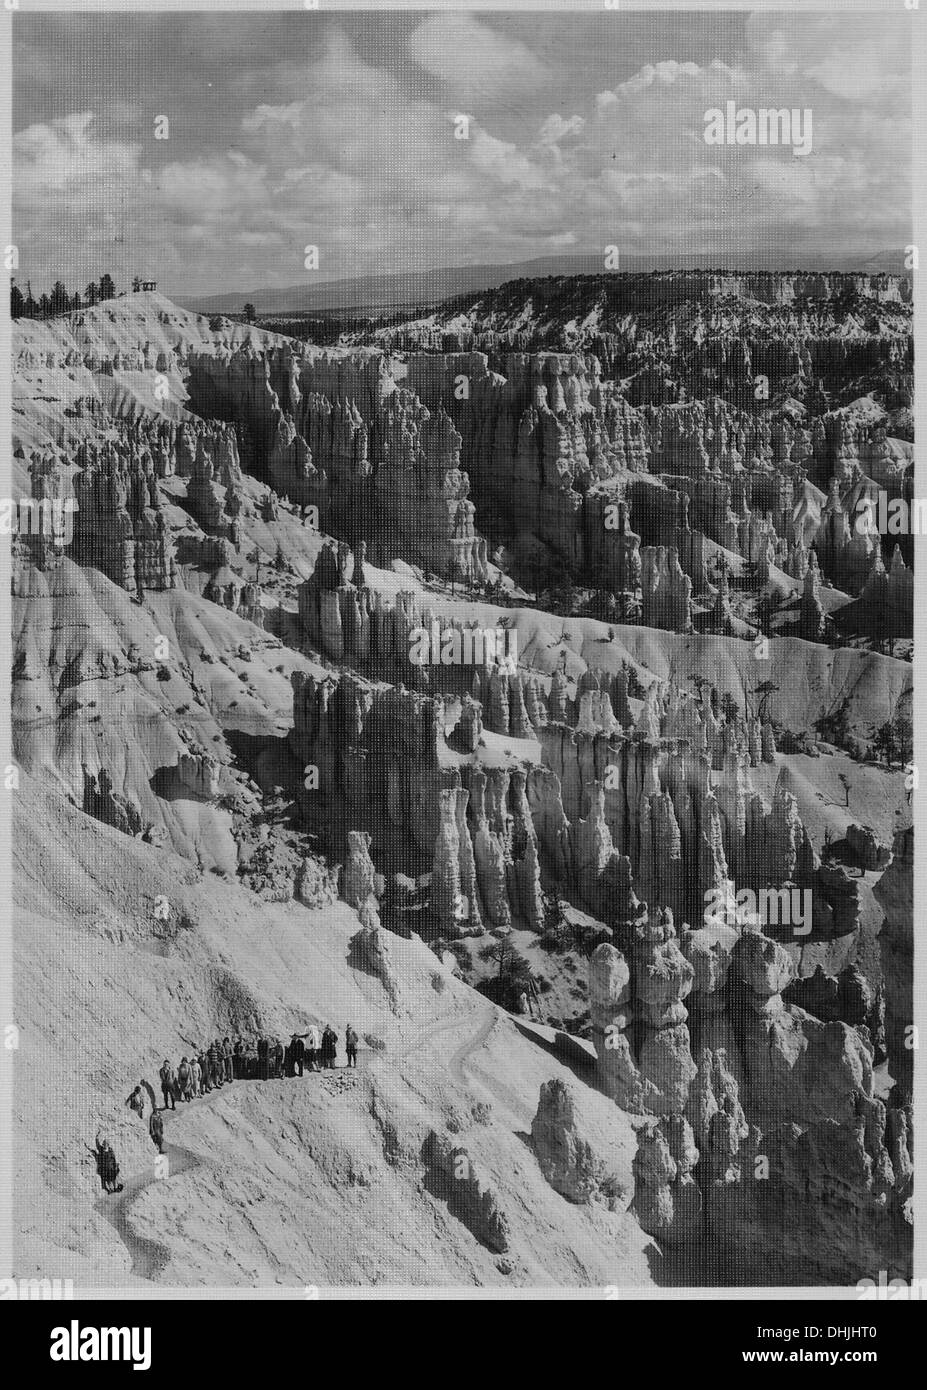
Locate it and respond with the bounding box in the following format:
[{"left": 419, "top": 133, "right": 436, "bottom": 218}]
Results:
[
  {"left": 12, "top": 13, "right": 912, "bottom": 294},
  {"left": 14, "top": 112, "right": 141, "bottom": 201},
  {"left": 409, "top": 14, "right": 553, "bottom": 100}
]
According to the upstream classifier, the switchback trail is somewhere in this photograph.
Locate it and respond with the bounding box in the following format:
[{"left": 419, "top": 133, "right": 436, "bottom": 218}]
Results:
[
  {"left": 95, "top": 1140, "right": 201, "bottom": 1281},
  {"left": 387, "top": 1002, "right": 534, "bottom": 1117}
]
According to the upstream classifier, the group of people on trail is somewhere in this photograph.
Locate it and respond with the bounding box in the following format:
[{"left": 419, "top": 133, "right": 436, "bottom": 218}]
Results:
[
  {"left": 159, "top": 1025, "right": 356, "bottom": 1095},
  {"left": 93, "top": 1024, "right": 361, "bottom": 1193}
]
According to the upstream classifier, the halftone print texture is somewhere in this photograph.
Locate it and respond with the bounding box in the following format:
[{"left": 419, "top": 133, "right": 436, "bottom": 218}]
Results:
[{"left": 4, "top": 3, "right": 918, "bottom": 1302}]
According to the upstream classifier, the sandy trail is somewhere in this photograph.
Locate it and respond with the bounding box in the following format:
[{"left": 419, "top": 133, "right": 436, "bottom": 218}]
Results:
[
  {"left": 389, "top": 1002, "right": 535, "bottom": 1118},
  {"left": 95, "top": 1140, "right": 201, "bottom": 1280},
  {"left": 97, "top": 1006, "right": 570, "bottom": 1282}
]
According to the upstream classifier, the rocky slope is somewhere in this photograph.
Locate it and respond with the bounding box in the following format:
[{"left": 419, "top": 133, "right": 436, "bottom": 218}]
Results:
[{"left": 11, "top": 285, "right": 912, "bottom": 1288}]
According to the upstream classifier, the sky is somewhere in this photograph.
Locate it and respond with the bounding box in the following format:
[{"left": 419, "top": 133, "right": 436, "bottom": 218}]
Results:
[{"left": 12, "top": 9, "right": 912, "bottom": 296}]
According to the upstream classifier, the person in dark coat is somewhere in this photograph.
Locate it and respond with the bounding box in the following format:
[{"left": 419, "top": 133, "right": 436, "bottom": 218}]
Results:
[
  {"left": 89, "top": 1133, "right": 122, "bottom": 1194},
  {"left": 223, "top": 1037, "right": 234, "bottom": 1083},
  {"left": 345, "top": 1025, "right": 358, "bottom": 1068},
  {"left": 233, "top": 1036, "right": 244, "bottom": 1079},
  {"left": 291, "top": 1034, "right": 305, "bottom": 1077},
  {"left": 149, "top": 1109, "right": 164, "bottom": 1154},
  {"left": 272, "top": 1037, "right": 284, "bottom": 1078},
  {"left": 321, "top": 1025, "right": 338, "bottom": 1068},
  {"left": 257, "top": 1036, "right": 269, "bottom": 1081},
  {"left": 159, "top": 1060, "right": 176, "bottom": 1110}
]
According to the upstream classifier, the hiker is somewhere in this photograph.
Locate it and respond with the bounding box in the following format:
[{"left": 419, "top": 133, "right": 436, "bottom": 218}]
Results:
[
  {"left": 345, "top": 1025, "right": 358, "bottom": 1068},
  {"left": 89, "top": 1133, "right": 122, "bottom": 1194},
  {"left": 125, "top": 1084, "right": 147, "bottom": 1120},
  {"left": 257, "top": 1036, "right": 269, "bottom": 1081},
  {"left": 304, "top": 1023, "right": 321, "bottom": 1072},
  {"left": 272, "top": 1037, "right": 285, "bottom": 1078},
  {"left": 177, "top": 1056, "right": 192, "bottom": 1101},
  {"left": 189, "top": 1054, "right": 201, "bottom": 1098},
  {"left": 197, "top": 1049, "right": 210, "bottom": 1093},
  {"left": 233, "top": 1036, "right": 244, "bottom": 1079},
  {"left": 159, "top": 1059, "right": 176, "bottom": 1110},
  {"left": 207, "top": 1040, "right": 222, "bottom": 1089},
  {"left": 321, "top": 1025, "right": 338, "bottom": 1069},
  {"left": 223, "top": 1037, "right": 234, "bottom": 1083},
  {"left": 291, "top": 1034, "right": 305, "bottom": 1077},
  {"left": 149, "top": 1109, "right": 164, "bottom": 1154}
]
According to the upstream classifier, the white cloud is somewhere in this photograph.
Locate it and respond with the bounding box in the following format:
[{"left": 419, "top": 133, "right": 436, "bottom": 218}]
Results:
[
  {"left": 409, "top": 14, "right": 553, "bottom": 99},
  {"left": 14, "top": 113, "right": 141, "bottom": 201},
  {"left": 12, "top": 18, "right": 912, "bottom": 293}
]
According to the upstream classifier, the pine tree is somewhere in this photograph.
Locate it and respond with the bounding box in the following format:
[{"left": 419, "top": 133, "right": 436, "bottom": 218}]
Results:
[
  {"left": 98, "top": 273, "right": 116, "bottom": 302},
  {"left": 10, "top": 282, "right": 24, "bottom": 319},
  {"left": 49, "top": 280, "right": 70, "bottom": 316},
  {"left": 84, "top": 282, "right": 99, "bottom": 307}
]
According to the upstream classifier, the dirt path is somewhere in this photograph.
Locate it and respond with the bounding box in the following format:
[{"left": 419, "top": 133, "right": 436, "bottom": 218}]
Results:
[
  {"left": 447, "top": 1008, "right": 497, "bottom": 1087},
  {"left": 392, "top": 1003, "right": 496, "bottom": 1079},
  {"left": 97, "top": 1071, "right": 356, "bottom": 1280},
  {"left": 385, "top": 1001, "right": 532, "bottom": 1117},
  {"left": 95, "top": 1140, "right": 201, "bottom": 1280},
  {"left": 103, "top": 1006, "right": 524, "bottom": 1281}
]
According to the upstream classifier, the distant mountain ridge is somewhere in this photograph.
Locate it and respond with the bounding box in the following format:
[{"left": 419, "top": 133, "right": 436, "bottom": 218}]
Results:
[{"left": 178, "top": 250, "right": 907, "bottom": 315}]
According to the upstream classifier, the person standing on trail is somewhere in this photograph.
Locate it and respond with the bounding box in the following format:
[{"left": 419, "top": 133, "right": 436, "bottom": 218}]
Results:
[
  {"left": 272, "top": 1037, "right": 285, "bottom": 1078},
  {"left": 305, "top": 1023, "right": 321, "bottom": 1072},
  {"left": 125, "top": 1084, "right": 147, "bottom": 1120},
  {"left": 189, "top": 1054, "right": 201, "bottom": 1098},
  {"left": 207, "top": 1040, "right": 222, "bottom": 1089},
  {"left": 233, "top": 1036, "right": 244, "bottom": 1079},
  {"left": 257, "top": 1036, "right": 269, "bottom": 1081},
  {"left": 198, "top": 1049, "right": 211, "bottom": 1094},
  {"left": 292, "top": 1033, "right": 305, "bottom": 1077},
  {"left": 322, "top": 1025, "right": 338, "bottom": 1068},
  {"left": 345, "top": 1026, "right": 358, "bottom": 1068},
  {"left": 159, "top": 1060, "right": 176, "bottom": 1110},
  {"left": 223, "top": 1037, "right": 234, "bottom": 1083},
  {"left": 89, "top": 1133, "right": 122, "bottom": 1194},
  {"left": 177, "top": 1056, "right": 192, "bottom": 1101},
  {"left": 149, "top": 1109, "right": 164, "bottom": 1154}
]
